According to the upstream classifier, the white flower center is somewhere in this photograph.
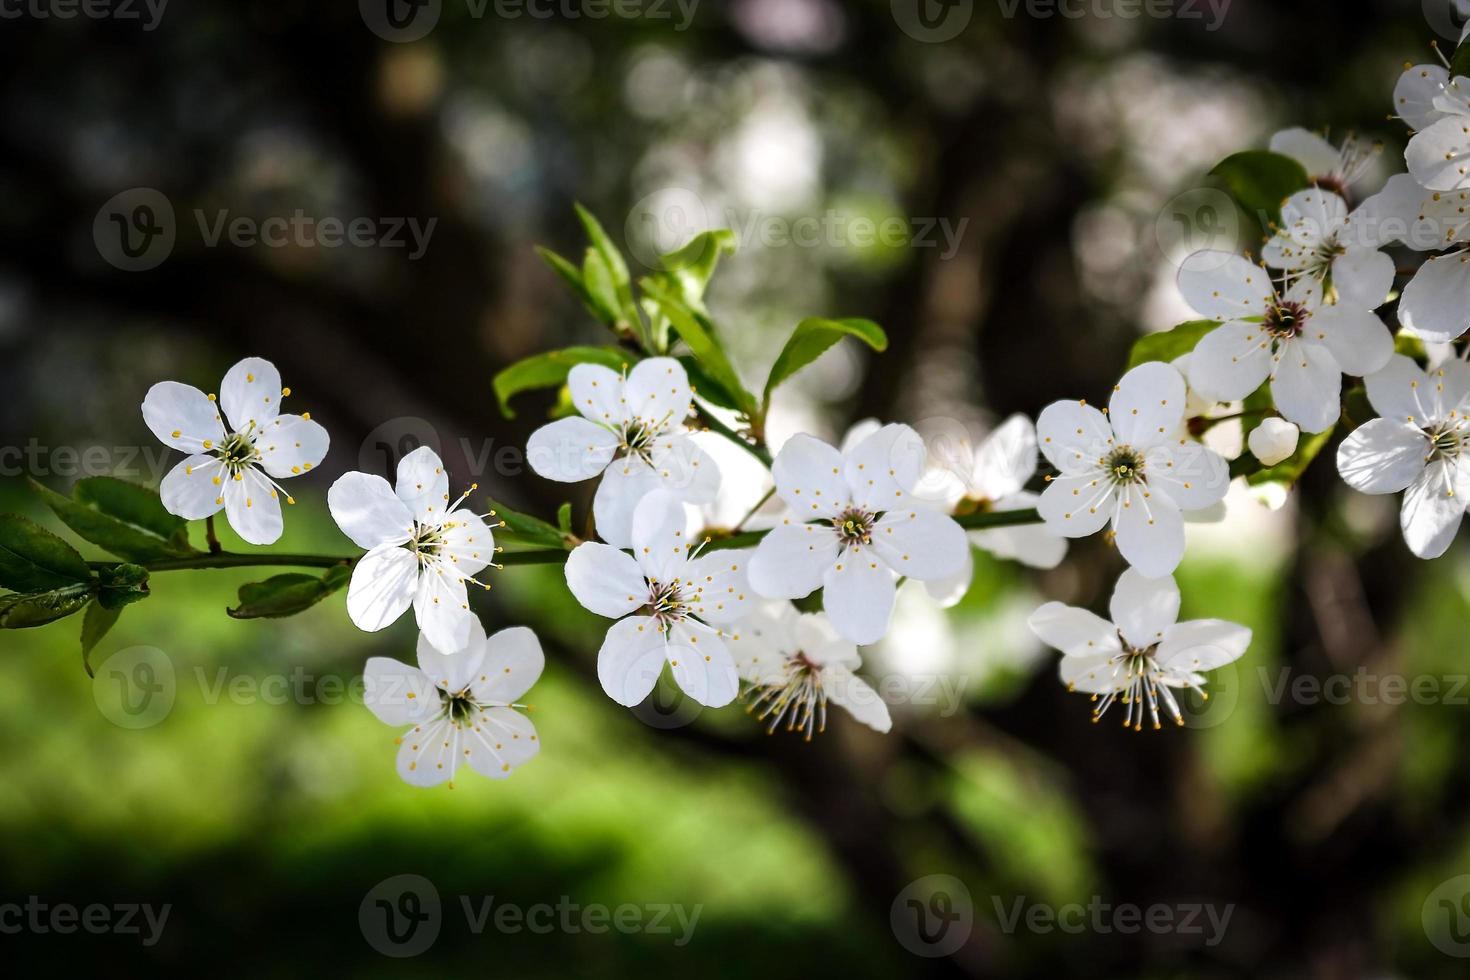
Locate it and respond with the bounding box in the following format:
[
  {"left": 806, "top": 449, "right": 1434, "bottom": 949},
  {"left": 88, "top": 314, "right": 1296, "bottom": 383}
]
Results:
[
  {"left": 1086, "top": 636, "right": 1203, "bottom": 732},
  {"left": 1104, "top": 447, "right": 1147, "bottom": 487}
]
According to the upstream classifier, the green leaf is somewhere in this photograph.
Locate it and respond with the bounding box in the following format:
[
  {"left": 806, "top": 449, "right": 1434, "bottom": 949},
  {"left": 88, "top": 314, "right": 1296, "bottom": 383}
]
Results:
[
  {"left": 659, "top": 230, "right": 736, "bottom": 310},
  {"left": 556, "top": 503, "right": 573, "bottom": 535},
  {"left": 582, "top": 248, "right": 622, "bottom": 324},
  {"left": 641, "top": 278, "right": 758, "bottom": 418},
  {"left": 0, "top": 583, "right": 93, "bottom": 629},
  {"left": 492, "top": 346, "right": 631, "bottom": 418},
  {"left": 1453, "top": 41, "right": 1470, "bottom": 80},
  {"left": 574, "top": 203, "right": 644, "bottom": 342},
  {"left": 227, "top": 565, "right": 352, "bottom": 620},
  {"left": 536, "top": 245, "right": 604, "bottom": 323},
  {"left": 1125, "top": 320, "right": 1221, "bottom": 371},
  {"left": 96, "top": 563, "right": 150, "bottom": 610},
  {"left": 762, "top": 318, "right": 888, "bottom": 411},
  {"left": 1247, "top": 425, "right": 1335, "bottom": 488},
  {"left": 29, "top": 477, "right": 196, "bottom": 562},
  {"left": 679, "top": 355, "right": 744, "bottom": 412},
  {"left": 0, "top": 514, "right": 92, "bottom": 593},
  {"left": 1394, "top": 331, "right": 1428, "bottom": 364},
  {"left": 1210, "top": 150, "right": 1310, "bottom": 229},
  {"left": 81, "top": 600, "right": 122, "bottom": 677},
  {"left": 488, "top": 498, "right": 569, "bottom": 550}
]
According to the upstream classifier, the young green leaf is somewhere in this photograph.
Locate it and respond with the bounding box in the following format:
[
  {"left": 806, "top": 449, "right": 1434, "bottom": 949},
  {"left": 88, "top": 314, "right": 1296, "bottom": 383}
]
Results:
[
  {"left": 1125, "top": 320, "right": 1221, "bottom": 370},
  {"left": 556, "top": 502, "right": 573, "bottom": 535},
  {"left": 0, "top": 513, "right": 93, "bottom": 592},
  {"left": 581, "top": 247, "right": 622, "bottom": 325},
  {"left": 641, "top": 278, "right": 758, "bottom": 418},
  {"left": 762, "top": 318, "right": 888, "bottom": 412},
  {"left": 1209, "top": 150, "right": 1309, "bottom": 230},
  {"left": 659, "top": 229, "right": 737, "bottom": 311},
  {"left": 536, "top": 245, "right": 605, "bottom": 323},
  {"left": 81, "top": 599, "right": 123, "bottom": 677},
  {"left": 227, "top": 565, "right": 352, "bottom": 620},
  {"left": 0, "top": 583, "right": 94, "bottom": 629},
  {"left": 96, "top": 563, "right": 151, "bottom": 610},
  {"left": 492, "top": 346, "right": 631, "bottom": 418},
  {"left": 29, "top": 477, "right": 197, "bottom": 562},
  {"left": 487, "top": 498, "right": 570, "bottom": 550}
]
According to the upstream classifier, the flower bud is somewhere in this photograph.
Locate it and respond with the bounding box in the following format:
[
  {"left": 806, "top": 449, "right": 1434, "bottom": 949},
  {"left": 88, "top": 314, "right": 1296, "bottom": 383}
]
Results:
[{"left": 1248, "top": 417, "right": 1299, "bottom": 467}]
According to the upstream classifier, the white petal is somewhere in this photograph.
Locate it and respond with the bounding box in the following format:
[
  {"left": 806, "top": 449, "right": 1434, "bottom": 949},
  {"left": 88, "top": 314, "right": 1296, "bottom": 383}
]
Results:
[
  {"left": 1155, "top": 620, "right": 1251, "bottom": 673},
  {"left": 564, "top": 542, "right": 647, "bottom": 618},
  {"left": 1059, "top": 652, "right": 1126, "bottom": 695},
  {"left": 1271, "top": 341, "right": 1342, "bottom": 433},
  {"left": 1337, "top": 419, "right": 1427, "bottom": 493},
  {"left": 685, "top": 549, "right": 754, "bottom": 625},
  {"left": 796, "top": 613, "right": 855, "bottom": 668},
  {"left": 665, "top": 621, "right": 738, "bottom": 707},
  {"left": 396, "top": 716, "right": 457, "bottom": 787},
  {"left": 748, "top": 521, "right": 840, "bottom": 599},
  {"left": 1176, "top": 252, "right": 1274, "bottom": 320},
  {"left": 1353, "top": 174, "right": 1447, "bottom": 251},
  {"left": 219, "top": 356, "right": 283, "bottom": 432},
  {"left": 1311, "top": 305, "right": 1392, "bottom": 377},
  {"left": 1109, "top": 568, "right": 1180, "bottom": 649},
  {"left": 1269, "top": 127, "right": 1342, "bottom": 179},
  {"left": 1112, "top": 484, "right": 1185, "bottom": 578},
  {"left": 328, "top": 472, "right": 414, "bottom": 550},
  {"left": 597, "top": 615, "right": 668, "bottom": 707},
  {"left": 1037, "top": 472, "right": 1114, "bottom": 538},
  {"left": 821, "top": 547, "right": 897, "bottom": 644},
  {"left": 1027, "top": 601, "right": 1121, "bottom": 657},
  {"left": 923, "top": 548, "right": 973, "bottom": 607},
  {"left": 1035, "top": 400, "right": 1113, "bottom": 474},
  {"left": 843, "top": 423, "right": 927, "bottom": 512},
  {"left": 771, "top": 432, "right": 849, "bottom": 519},
  {"left": 592, "top": 453, "right": 661, "bottom": 549},
  {"left": 416, "top": 617, "right": 486, "bottom": 688},
  {"left": 972, "top": 414, "right": 1037, "bottom": 499},
  {"left": 624, "top": 357, "right": 692, "bottom": 429},
  {"left": 971, "top": 494, "right": 1067, "bottom": 570},
  {"left": 631, "top": 488, "right": 694, "bottom": 582},
  {"left": 568, "top": 362, "right": 629, "bottom": 426},
  {"left": 413, "top": 572, "right": 473, "bottom": 654},
  {"left": 141, "top": 381, "right": 226, "bottom": 452},
  {"left": 346, "top": 545, "right": 418, "bottom": 633},
  {"left": 222, "top": 466, "right": 283, "bottom": 545},
  {"left": 1144, "top": 440, "right": 1231, "bottom": 511},
  {"left": 1399, "top": 253, "right": 1470, "bottom": 343},
  {"left": 1187, "top": 320, "right": 1273, "bottom": 402},
  {"left": 1269, "top": 188, "right": 1347, "bottom": 259},
  {"left": 473, "top": 626, "right": 545, "bottom": 704},
  {"left": 1331, "top": 249, "right": 1395, "bottom": 310},
  {"left": 1405, "top": 115, "right": 1470, "bottom": 191},
  {"left": 159, "top": 455, "right": 226, "bottom": 520},
  {"left": 823, "top": 665, "right": 892, "bottom": 733},
  {"left": 648, "top": 433, "right": 720, "bottom": 503},
  {"left": 439, "top": 510, "right": 494, "bottom": 577},
  {"left": 255, "top": 414, "right": 329, "bottom": 481},
  {"left": 463, "top": 706, "right": 540, "bottom": 777},
  {"left": 1395, "top": 64, "right": 1452, "bottom": 130},
  {"left": 526, "top": 417, "right": 619, "bottom": 482},
  {"left": 869, "top": 506, "right": 968, "bottom": 581},
  {"left": 1365, "top": 354, "right": 1436, "bottom": 423},
  {"left": 395, "top": 445, "right": 451, "bottom": 526},
  {"left": 838, "top": 418, "right": 883, "bottom": 455},
  {"left": 362, "top": 657, "right": 437, "bottom": 727},
  {"left": 1109, "top": 361, "right": 1187, "bottom": 449},
  {"left": 1401, "top": 460, "right": 1465, "bottom": 558}
]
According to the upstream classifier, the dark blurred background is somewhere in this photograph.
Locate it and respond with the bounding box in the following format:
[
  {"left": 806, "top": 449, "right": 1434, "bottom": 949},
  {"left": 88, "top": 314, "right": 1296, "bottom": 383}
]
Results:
[{"left": 4, "top": 0, "right": 1470, "bottom": 976}]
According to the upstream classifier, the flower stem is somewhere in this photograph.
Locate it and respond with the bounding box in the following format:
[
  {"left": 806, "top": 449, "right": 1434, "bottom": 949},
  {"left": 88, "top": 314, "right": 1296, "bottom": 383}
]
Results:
[
  {"left": 204, "top": 515, "right": 222, "bottom": 554},
  {"left": 734, "top": 488, "right": 776, "bottom": 531},
  {"left": 133, "top": 553, "right": 355, "bottom": 572},
  {"left": 696, "top": 407, "right": 772, "bottom": 466}
]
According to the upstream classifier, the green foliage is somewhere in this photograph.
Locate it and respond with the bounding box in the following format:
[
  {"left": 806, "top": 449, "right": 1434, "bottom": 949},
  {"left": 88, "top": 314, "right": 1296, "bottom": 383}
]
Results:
[
  {"left": 641, "top": 278, "right": 759, "bottom": 418},
  {"left": 493, "top": 346, "right": 630, "bottom": 418},
  {"left": 97, "top": 562, "right": 151, "bottom": 610},
  {"left": 762, "top": 318, "right": 888, "bottom": 413},
  {"left": 574, "top": 203, "right": 642, "bottom": 342},
  {"left": 489, "top": 498, "right": 572, "bottom": 549},
  {"left": 556, "top": 502, "right": 573, "bottom": 535},
  {"left": 79, "top": 599, "right": 121, "bottom": 676},
  {"left": 227, "top": 565, "right": 352, "bottom": 620},
  {"left": 1210, "top": 150, "right": 1310, "bottom": 230},
  {"left": 0, "top": 513, "right": 92, "bottom": 592},
  {"left": 657, "top": 230, "right": 736, "bottom": 311},
  {"left": 1125, "top": 320, "right": 1220, "bottom": 370},
  {"left": 29, "top": 476, "right": 196, "bottom": 562},
  {"left": 1452, "top": 40, "right": 1470, "bottom": 79},
  {"left": 0, "top": 584, "right": 93, "bottom": 629}
]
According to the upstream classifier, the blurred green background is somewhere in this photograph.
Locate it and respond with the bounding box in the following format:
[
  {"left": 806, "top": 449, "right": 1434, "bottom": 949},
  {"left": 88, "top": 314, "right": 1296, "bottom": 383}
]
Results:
[{"left": 5, "top": 0, "right": 1470, "bottom": 976}]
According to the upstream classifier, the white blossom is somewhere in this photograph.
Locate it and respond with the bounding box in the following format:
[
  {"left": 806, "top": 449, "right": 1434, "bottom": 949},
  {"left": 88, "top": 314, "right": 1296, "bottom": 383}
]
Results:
[{"left": 1247, "top": 417, "right": 1300, "bottom": 467}]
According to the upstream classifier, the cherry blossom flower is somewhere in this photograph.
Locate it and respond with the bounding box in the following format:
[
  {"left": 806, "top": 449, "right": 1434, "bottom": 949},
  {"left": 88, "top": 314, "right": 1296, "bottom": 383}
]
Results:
[
  {"left": 1337, "top": 354, "right": 1470, "bottom": 558},
  {"left": 1035, "top": 362, "right": 1229, "bottom": 578},
  {"left": 142, "top": 356, "right": 328, "bottom": 545},
  {"left": 564, "top": 490, "right": 751, "bottom": 707},
  {"left": 526, "top": 357, "right": 719, "bottom": 548},
  {"left": 1261, "top": 188, "right": 1394, "bottom": 309},
  {"left": 363, "top": 622, "right": 542, "bottom": 788},
  {"left": 1247, "top": 418, "right": 1300, "bottom": 467},
  {"left": 1270, "top": 127, "right": 1380, "bottom": 200},
  {"left": 727, "top": 601, "right": 890, "bottom": 738},
  {"left": 328, "top": 446, "right": 496, "bottom": 654},
  {"left": 747, "top": 424, "right": 968, "bottom": 644},
  {"left": 1028, "top": 569, "right": 1251, "bottom": 731},
  {"left": 1177, "top": 251, "right": 1393, "bottom": 432}
]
